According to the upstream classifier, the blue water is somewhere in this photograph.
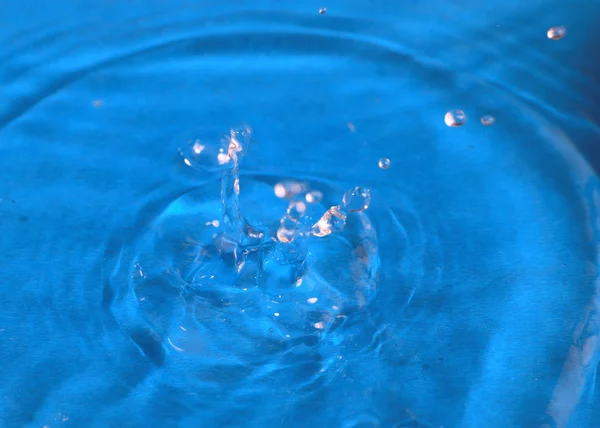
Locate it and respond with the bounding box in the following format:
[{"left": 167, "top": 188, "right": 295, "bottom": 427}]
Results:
[{"left": 1, "top": 1, "right": 600, "bottom": 427}]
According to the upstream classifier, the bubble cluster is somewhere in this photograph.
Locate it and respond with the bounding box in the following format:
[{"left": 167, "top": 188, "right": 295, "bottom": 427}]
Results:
[
  {"left": 480, "top": 114, "right": 495, "bottom": 126},
  {"left": 378, "top": 157, "right": 391, "bottom": 170},
  {"left": 547, "top": 26, "right": 566, "bottom": 40},
  {"left": 444, "top": 109, "right": 467, "bottom": 127}
]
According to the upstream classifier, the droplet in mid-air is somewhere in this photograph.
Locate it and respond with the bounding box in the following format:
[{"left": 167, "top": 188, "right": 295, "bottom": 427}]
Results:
[
  {"left": 286, "top": 201, "right": 306, "bottom": 221},
  {"left": 277, "top": 201, "right": 307, "bottom": 244},
  {"left": 274, "top": 180, "right": 306, "bottom": 199},
  {"left": 547, "top": 26, "right": 566, "bottom": 40},
  {"left": 378, "top": 158, "right": 391, "bottom": 170},
  {"left": 342, "top": 187, "right": 371, "bottom": 212},
  {"left": 445, "top": 109, "right": 467, "bottom": 127},
  {"left": 277, "top": 226, "right": 296, "bottom": 244},
  {"left": 311, "top": 206, "right": 347, "bottom": 237},
  {"left": 305, "top": 190, "right": 323, "bottom": 204},
  {"left": 319, "top": 8, "right": 327, "bottom": 14},
  {"left": 480, "top": 115, "right": 495, "bottom": 126}
]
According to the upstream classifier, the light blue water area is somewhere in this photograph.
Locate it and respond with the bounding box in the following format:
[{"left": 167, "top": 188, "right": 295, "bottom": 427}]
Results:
[{"left": 1, "top": 1, "right": 600, "bottom": 427}]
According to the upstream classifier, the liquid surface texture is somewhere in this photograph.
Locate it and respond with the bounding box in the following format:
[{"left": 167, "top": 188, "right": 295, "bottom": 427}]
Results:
[{"left": 0, "top": 1, "right": 600, "bottom": 427}]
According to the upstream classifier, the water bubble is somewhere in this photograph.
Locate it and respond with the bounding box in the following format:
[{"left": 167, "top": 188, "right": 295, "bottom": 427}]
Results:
[
  {"left": 480, "top": 114, "right": 495, "bottom": 126},
  {"left": 444, "top": 109, "right": 467, "bottom": 127},
  {"left": 305, "top": 190, "right": 323, "bottom": 204},
  {"left": 274, "top": 180, "right": 306, "bottom": 199},
  {"left": 319, "top": 8, "right": 327, "bottom": 14},
  {"left": 378, "top": 158, "right": 391, "bottom": 170},
  {"left": 342, "top": 187, "right": 371, "bottom": 212},
  {"left": 311, "top": 205, "right": 347, "bottom": 237},
  {"left": 547, "top": 26, "right": 566, "bottom": 40}
]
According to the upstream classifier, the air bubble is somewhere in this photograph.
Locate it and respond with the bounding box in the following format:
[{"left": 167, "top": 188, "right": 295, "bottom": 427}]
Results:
[
  {"left": 444, "top": 109, "right": 467, "bottom": 127},
  {"left": 378, "top": 158, "right": 390, "bottom": 170},
  {"left": 547, "top": 26, "right": 566, "bottom": 40},
  {"left": 319, "top": 8, "right": 327, "bottom": 14},
  {"left": 342, "top": 187, "right": 371, "bottom": 212}
]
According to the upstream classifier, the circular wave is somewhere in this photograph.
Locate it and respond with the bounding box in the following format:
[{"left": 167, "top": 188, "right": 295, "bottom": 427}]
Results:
[{"left": 1, "top": 5, "right": 599, "bottom": 428}]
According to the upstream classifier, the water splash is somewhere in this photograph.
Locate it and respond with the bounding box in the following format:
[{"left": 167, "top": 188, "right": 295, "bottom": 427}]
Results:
[
  {"left": 218, "top": 127, "right": 265, "bottom": 269},
  {"left": 171, "top": 128, "right": 380, "bottom": 338}
]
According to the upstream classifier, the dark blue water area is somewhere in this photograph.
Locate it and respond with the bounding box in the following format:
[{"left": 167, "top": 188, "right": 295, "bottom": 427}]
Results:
[{"left": 1, "top": 1, "right": 600, "bottom": 427}]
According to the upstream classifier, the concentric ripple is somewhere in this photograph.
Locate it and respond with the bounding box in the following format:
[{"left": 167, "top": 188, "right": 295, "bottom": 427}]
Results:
[
  {"left": 107, "top": 126, "right": 392, "bottom": 382},
  {"left": 1, "top": 3, "right": 600, "bottom": 428}
]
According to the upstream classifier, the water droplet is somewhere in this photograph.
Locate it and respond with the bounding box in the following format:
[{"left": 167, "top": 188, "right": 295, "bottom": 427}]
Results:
[
  {"left": 547, "top": 26, "right": 566, "bottom": 40},
  {"left": 274, "top": 180, "right": 306, "bottom": 199},
  {"left": 311, "top": 205, "right": 347, "bottom": 237},
  {"left": 480, "top": 114, "right": 495, "bottom": 126},
  {"left": 319, "top": 7, "right": 327, "bottom": 14},
  {"left": 280, "top": 215, "right": 297, "bottom": 230},
  {"left": 217, "top": 152, "right": 230, "bottom": 165},
  {"left": 131, "top": 263, "right": 145, "bottom": 280},
  {"left": 444, "top": 109, "right": 467, "bottom": 127},
  {"left": 305, "top": 190, "right": 323, "bottom": 204},
  {"left": 342, "top": 187, "right": 371, "bottom": 212},
  {"left": 378, "top": 158, "right": 391, "bottom": 170},
  {"left": 287, "top": 201, "right": 306, "bottom": 221},
  {"left": 277, "top": 225, "right": 296, "bottom": 243}
]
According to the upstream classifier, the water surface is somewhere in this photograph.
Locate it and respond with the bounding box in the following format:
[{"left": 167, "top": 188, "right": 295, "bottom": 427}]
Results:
[{"left": 1, "top": 1, "right": 600, "bottom": 427}]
